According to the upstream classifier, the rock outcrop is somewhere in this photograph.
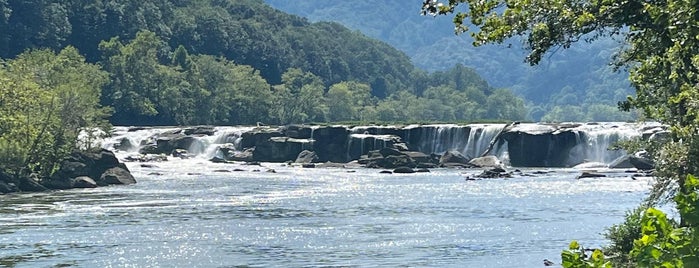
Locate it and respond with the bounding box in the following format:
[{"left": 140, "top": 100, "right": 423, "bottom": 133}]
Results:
[{"left": 1, "top": 149, "right": 136, "bottom": 194}]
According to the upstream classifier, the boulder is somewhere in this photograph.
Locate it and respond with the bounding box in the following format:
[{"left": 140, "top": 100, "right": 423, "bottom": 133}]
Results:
[
  {"left": 0, "top": 181, "right": 18, "bottom": 194},
  {"left": 577, "top": 172, "right": 607, "bottom": 179},
  {"left": 98, "top": 167, "right": 137, "bottom": 186},
  {"left": 240, "top": 127, "right": 284, "bottom": 149},
  {"left": 124, "top": 154, "right": 168, "bottom": 162},
  {"left": 393, "top": 167, "right": 416, "bottom": 174},
  {"left": 379, "top": 147, "right": 405, "bottom": 157},
  {"left": 183, "top": 126, "right": 215, "bottom": 136},
  {"left": 439, "top": 150, "right": 469, "bottom": 165},
  {"left": 295, "top": 150, "right": 319, "bottom": 163},
  {"left": 476, "top": 167, "right": 511, "bottom": 178},
  {"left": 229, "top": 148, "right": 255, "bottom": 162},
  {"left": 609, "top": 155, "right": 634, "bottom": 169},
  {"left": 172, "top": 149, "right": 193, "bottom": 159},
  {"left": 18, "top": 174, "right": 48, "bottom": 192},
  {"left": 114, "top": 137, "right": 135, "bottom": 152},
  {"left": 630, "top": 151, "right": 655, "bottom": 170},
  {"left": 366, "top": 154, "right": 415, "bottom": 169},
  {"left": 468, "top": 156, "right": 504, "bottom": 169},
  {"left": 73, "top": 176, "right": 98, "bottom": 188},
  {"left": 302, "top": 163, "right": 316, "bottom": 168}
]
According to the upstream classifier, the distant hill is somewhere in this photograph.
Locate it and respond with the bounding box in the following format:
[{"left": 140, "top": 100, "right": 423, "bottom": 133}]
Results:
[
  {"left": 265, "top": 0, "right": 637, "bottom": 121},
  {"left": 0, "top": 0, "right": 529, "bottom": 125}
]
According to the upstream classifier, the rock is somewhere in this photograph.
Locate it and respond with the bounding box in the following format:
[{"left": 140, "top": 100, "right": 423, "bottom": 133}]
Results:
[
  {"left": 183, "top": 126, "right": 215, "bottom": 136},
  {"left": 609, "top": 155, "right": 634, "bottom": 169},
  {"left": 295, "top": 150, "right": 319, "bottom": 163},
  {"left": 468, "top": 156, "right": 504, "bottom": 169},
  {"left": 402, "top": 151, "right": 432, "bottom": 164},
  {"left": 577, "top": 172, "right": 607, "bottom": 179},
  {"left": 125, "top": 154, "right": 168, "bottom": 162},
  {"left": 114, "top": 137, "right": 134, "bottom": 151},
  {"left": 379, "top": 147, "right": 404, "bottom": 157},
  {"left": 393, "top": 167, "right": 416, "bottom": 173},
  {"left": 302, "top": 163, "right": 316, "bottom": 168},
  {"left": 366, "top": 154, "right": 415, "bottom": 169},
  {"left": 347, "top": 134, "right": 403, "bottom": 160},
  {"left": 213, "top": 169, "right": 231, "bottom": 173},
  {"left": 439, "top": 150, "right": 470, "bottom": 165},
  {"left": 138, "top": 144, "right": 160, "bottom": 155},
  {"left": 240, "top": 127, "right": 285, "bottom": 149},
  {"left": 379, "top": 170, "right": 393, "bottom": 174},
  {"left": 209, "top": 156, "right": 230, "bottom": 163},
  {"left": 476, "top": 168, "right": 511, "bottom": 178},
  {"left": 98, "top": 167, "right": 136, "bottom": 186},
  {"left": 393, "top": 143, "right": 410, "bottom": 151},
  {"left": 227, "top": 148, "right": 253, "bottom": 162},
  {"left": 416, "top": 168, "right": 430, "bottom": 173},
  {"left": 140, "top": 164, "right": 158, "bottom": 168},
  {"left": 630, "top": 151, "right": 655, "bottom": 170},
  {"left": 311, "top": 126, "right": 350, "bottom": 163},
  {"left": 73, "top": 176, "right": 98, "bottom": 188},
  {"left": 281, "top": 125, "right": 314, "bottom": 139},
  {"left": 501, "top": 124, "right": 581, "bottom": 167},
  {"left": 172, "top": 149, "right": 193, "bottom": 159},
  {"left": 18, "top": 174, "right": 48, "bottom": 192},
  {"left": 316, "top": 162, "right": 346, "bottom": 168},
  {"left": 253, "top": 137, "right": 313, "bottom": 162},
  {"left": 0, "top": 181, "right": 18, "bottom": 194},
  {"left": 416, "top": 162, "right": 438, "bottom": 169}
]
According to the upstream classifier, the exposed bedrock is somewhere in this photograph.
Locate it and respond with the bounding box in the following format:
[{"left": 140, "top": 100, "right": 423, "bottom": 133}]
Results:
[{"left": 121, "top": 123, "right": 656, "bottom": 168}]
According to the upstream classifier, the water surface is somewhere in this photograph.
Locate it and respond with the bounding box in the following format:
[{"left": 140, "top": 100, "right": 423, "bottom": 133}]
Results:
[{"left": 0, "top": 159, "right": 650, "bottom": 267}]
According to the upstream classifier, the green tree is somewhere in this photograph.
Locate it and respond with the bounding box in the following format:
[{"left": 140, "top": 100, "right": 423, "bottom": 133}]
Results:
[
  {"left": 0, "top": 47, "right": 109, "bottom": 179},
  {"left": 272, "top": 68, "right": 327, "bottom": 124},
  {"left": 422, "top": 0, "right": 699, "bottom": 264}
]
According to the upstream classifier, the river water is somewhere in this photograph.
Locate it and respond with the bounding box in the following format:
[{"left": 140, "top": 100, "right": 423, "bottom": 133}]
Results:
[{"left": 0, "top": 157, "right": 650, "bottom": 267}]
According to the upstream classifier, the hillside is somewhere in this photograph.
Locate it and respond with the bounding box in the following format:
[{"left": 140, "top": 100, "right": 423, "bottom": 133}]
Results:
[
  {"left": 265, "top": 0, "right": 637, "bottom": 121},
  {"left": 0, "top": 0, "right": 528, "bottom": 125}
]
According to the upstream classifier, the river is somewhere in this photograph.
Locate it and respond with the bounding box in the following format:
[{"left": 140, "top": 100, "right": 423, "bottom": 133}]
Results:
[{"left": 0, "top": 156, "right": 650, "bottom": 267}]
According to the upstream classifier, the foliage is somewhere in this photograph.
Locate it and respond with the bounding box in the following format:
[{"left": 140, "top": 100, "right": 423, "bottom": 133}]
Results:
[
  {"left": 630, "top": 175, "right": 699, "bottom": 267},
  {"left": 0, "top": 0, "right": 530, "bottom": 125},
  {"left": 267, "top": 0, "right": 636, "bottom": 122},
  {"left": 561, "top": 240, "right": 611, "bottom": 268},
  {"left": 603, "top": 205, "right": 647, "bottom": 267},
  {"left": 0, "top": 47, "right": 109, "bottom": 179}
]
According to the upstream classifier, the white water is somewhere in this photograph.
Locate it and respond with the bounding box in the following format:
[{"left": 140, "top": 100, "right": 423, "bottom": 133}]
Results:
[{"left": 104, "top": 123, "right": 651, "bottom": 167}]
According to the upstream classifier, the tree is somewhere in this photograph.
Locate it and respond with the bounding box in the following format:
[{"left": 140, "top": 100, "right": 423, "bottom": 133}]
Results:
[
  {"left": 271, "top": 68, "right": 327, "bottom": 124},
  {"left": 0, "top": 47, "right": 109, "bottom": 179},
  {"left": 423, "top": 0, "right": 699, "bottom": 265}
]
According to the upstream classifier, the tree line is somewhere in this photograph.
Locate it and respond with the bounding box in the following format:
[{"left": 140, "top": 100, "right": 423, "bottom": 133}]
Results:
[
  {"left": 266, "top": 0, "right": 638, "bottom": 122},
  {"left": 0, "top": 0, "right": 528, "bottom": 126}
]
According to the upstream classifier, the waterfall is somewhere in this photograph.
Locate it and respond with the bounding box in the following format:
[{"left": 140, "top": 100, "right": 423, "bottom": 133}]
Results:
[
  {"left": 567, "top": 123, "right": 642, "bottom": 165},
  {"left": 102, "top": 126, "right": 256, "bottom": 159},
  {"left": 462, "top": 124, "right": 506, "bottom": 158}
]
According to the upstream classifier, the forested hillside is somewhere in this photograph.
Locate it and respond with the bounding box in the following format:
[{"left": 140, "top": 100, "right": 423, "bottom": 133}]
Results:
[
  {"left": 0, "top": 0, "right": 528, "bottom": 125},
  {"left": 265, "top": 0, "right": 637, "bottom": 121}
]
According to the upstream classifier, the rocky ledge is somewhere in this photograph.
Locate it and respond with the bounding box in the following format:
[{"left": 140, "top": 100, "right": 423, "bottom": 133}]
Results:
[{"left": 0, "top": 149, "right": 135, "bottom": 194}]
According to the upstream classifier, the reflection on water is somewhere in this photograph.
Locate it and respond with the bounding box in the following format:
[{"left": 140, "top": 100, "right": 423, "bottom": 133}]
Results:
[{"left": 0, "top": 160, "right": 650, "bottom": 267}]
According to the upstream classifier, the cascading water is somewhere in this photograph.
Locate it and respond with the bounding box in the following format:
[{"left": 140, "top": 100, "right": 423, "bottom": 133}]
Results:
[
  {"left": 101, "top": 123, "right": 654, "bottom": 167},
  {"left": 567, "top": 123, "right": 643, "bottom": 166},
  {"left": 103, "top": 126, "right": 256, "bottom": 159}
]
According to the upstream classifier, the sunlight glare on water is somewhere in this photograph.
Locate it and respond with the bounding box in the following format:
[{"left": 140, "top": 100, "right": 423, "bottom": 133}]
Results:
[{"left": 0, "top": 159, "right": 652, "bottom": 267}]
